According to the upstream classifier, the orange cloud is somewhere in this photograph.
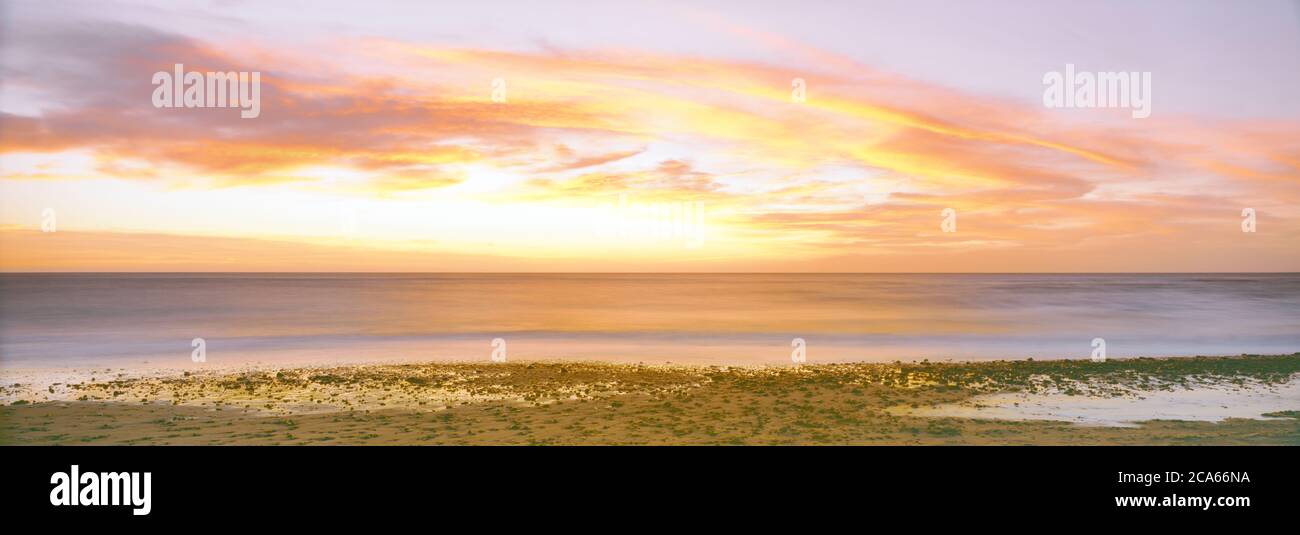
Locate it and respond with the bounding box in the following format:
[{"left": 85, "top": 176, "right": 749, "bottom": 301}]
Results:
[{"left": 2, "top": 21, "right": 1297, "bottom": 272}]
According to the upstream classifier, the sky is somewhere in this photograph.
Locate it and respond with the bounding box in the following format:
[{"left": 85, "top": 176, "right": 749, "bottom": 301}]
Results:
[{"left": 1, "top": 0, "right": 1298, "bottom": 272}]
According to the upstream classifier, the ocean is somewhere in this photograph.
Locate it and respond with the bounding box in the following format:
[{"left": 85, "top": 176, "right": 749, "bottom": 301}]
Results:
[{"left": 2, "top": 273, "right": 1298, "bottom": 369}]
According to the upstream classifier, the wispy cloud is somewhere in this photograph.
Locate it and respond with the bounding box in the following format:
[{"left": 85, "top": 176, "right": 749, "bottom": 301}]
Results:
[{"left": 1, "top": 7, "right": 1297, "bottom": 271}]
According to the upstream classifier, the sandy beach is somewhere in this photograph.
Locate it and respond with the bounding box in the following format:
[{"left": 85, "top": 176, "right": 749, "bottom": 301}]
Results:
[
  {"left": 2, "top": 354, "right": 1297, "bottom": 445},
  {"left": 900, "top": 377, "right": 1300, "bottom": 427}
]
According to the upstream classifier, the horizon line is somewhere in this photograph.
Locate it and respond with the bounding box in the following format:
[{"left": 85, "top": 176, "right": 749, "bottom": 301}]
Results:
[{"left": 3, "top": 271, "right": 1297, "bottom": 275}]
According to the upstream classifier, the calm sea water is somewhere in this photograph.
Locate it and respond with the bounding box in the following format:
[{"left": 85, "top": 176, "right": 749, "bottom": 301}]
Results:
[{"left": 1, "top": 273, "right": 1298, "bottom": 369}]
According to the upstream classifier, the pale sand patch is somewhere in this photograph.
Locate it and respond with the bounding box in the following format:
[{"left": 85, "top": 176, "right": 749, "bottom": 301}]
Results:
[
  {"left": 0, "top": 360, "right": 709, "bottom": 416},
  {"left": 0, "top": 365, "right": 512, "bottom": 415},
  {"left": 899, "top": 377, "right": 1300, "bottom": 427}
]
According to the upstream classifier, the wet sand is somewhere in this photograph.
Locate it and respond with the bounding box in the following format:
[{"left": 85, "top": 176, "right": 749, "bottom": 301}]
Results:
[
  {"left": 900, "top": 378, "right": 1300, "bottom": 427},
  {"left": 2, "top": 354, "right": 1298, "bottom": 445}
]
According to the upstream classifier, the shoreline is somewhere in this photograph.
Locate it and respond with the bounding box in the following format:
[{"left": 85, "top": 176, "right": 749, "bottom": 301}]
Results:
[
  {"left": 4, "top": 351, "right": 1295, "bottom": 396},
  {"left": 3, "top": 354, "right": 1298, "bottom": 445}
]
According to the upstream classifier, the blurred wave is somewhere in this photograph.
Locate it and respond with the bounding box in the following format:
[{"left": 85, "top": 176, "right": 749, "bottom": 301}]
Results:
[{"left": 2, "top": 273, "right": 1297, "bottom": 367}]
